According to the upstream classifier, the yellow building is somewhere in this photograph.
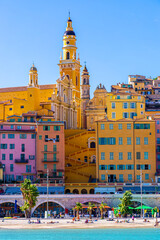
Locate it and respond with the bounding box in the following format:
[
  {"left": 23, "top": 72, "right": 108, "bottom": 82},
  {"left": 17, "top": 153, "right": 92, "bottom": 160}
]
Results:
[
  {"left": 96, "top": 118, "right": 156, "bottom": 183},
  {"left": 86, "top": 85, "right": 145, "bottom": 130},
  {"left": 0, "top": 17, "right": 82, "bottom": 129}
]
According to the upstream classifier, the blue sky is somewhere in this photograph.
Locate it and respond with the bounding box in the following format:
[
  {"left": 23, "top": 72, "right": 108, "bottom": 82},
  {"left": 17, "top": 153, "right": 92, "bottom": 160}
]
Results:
[{"left": 0, "top": 0, "right": 160, "bottom": 96}]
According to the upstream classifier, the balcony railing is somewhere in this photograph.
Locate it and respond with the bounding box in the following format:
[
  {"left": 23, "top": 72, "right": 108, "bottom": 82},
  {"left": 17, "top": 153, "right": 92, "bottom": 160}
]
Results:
[
  {"left": 42, "top": 159, "right": 59, "bottom": 163},
  {"left": 15, "top": 159, "right": 28, "bottom": 163}
]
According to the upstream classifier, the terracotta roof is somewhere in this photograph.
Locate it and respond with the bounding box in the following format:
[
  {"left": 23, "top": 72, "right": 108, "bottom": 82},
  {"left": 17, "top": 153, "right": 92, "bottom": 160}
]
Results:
[{"left": 0, "top": 84, "right": 56, "bottom": 93}]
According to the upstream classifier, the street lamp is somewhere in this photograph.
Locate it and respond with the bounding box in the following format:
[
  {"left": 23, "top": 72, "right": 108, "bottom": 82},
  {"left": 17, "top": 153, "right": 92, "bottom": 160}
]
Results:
[{"left": 140, "top": 169, "right": 143, "bottom": 218}]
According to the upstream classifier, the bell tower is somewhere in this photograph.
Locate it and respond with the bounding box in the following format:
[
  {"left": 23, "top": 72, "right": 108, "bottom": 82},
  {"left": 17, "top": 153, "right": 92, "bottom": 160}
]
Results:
[
  {"left": 58, "top": 15, "right": 81, "bottom": 128},
  {"left": 81, "top": 64, "right": 90, "bottom": 129},
  {"left": 28, "top": 64, "right": 38, "bottom": 88}
]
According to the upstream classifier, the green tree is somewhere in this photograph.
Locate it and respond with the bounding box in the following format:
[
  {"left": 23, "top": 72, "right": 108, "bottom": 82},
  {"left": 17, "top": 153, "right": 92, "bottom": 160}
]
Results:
[
  {"left": 75, "top": 202, "right": 82, "bottom": 220},
  {"left": 20, "top": 179, "right": 39, "bottom": 218},
  {"left": 119, "top": 190, "right": 132, "bottom": 217},
  {"left": 87, "top": 202, "right": 95, "bottom": 220},
  {"left": 99, "top": 202, "right": 106, "bottom": 219}
]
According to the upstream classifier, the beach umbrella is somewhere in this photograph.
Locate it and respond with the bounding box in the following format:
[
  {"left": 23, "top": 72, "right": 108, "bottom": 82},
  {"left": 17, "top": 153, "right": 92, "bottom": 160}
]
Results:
[
  {"left": 135, "top": 205, "right": 152, "bottom": 210},
  {"left": 128, "top": 207, "right": 135, "bottom": 210}
]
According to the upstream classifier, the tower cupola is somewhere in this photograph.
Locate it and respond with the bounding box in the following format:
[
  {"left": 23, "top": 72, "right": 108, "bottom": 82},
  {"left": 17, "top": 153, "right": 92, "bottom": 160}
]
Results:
[{"left": 28, "top": 63, "right": 38, "bottom": 87}]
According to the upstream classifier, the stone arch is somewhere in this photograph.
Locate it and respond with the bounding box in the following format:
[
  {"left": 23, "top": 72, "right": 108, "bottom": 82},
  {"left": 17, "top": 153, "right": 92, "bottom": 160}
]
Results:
[
  {"left": 91, "top": 155, "right": 96, "bottom": 163},
  {"left": 0, "top": 199, "right": 23, "bottom": 207},
  {"left": 82, "top": 200, "right": 101, "bottom": 205},
  {"left": 32, "top": 200, "right": 65, "bottom": 215},
  {"left": 65, "top": 189, "right": 71, "bottom": 194},
  {"left": 72, "top": 189, "right": 79, "bottom": 194},
  {"left": 0, "top": 201, "right": 23, "bottom": 217},
  {"left": 88, "top": 137, "right": 96, "bottom": 148},
  {"left": 81, "top": 189, "right": 87, "bottom": 194},
  {"left": 89, "top": 189, "right": 95, "bottom": 194}
]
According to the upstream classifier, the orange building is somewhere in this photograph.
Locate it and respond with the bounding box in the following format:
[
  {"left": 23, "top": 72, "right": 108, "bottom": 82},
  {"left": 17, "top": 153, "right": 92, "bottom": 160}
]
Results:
[{"left": 36, "top": 119, "right": 65, "bottom": 183}]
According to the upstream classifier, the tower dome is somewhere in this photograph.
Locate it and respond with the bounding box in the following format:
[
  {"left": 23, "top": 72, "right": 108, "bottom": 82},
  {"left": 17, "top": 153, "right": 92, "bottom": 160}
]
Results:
[{"left": 30, "top": 64, "right": 37, "bottom": 71}]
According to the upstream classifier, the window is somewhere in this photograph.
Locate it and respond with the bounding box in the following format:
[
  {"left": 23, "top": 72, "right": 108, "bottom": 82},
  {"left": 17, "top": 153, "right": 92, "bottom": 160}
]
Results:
[
  {"left": 119, "top": 152, "right": 123, "bottom": 160},
  {"left": 119, "top": 137, "right": 123, "bottom": 145},
  {"left": 123, "top": 103, "right": 128, "bottom": 109},
  {"left": 2, "top": 134, "right": 5, "bottom": 139},
  {"left": 31, "top": 134, "right": 36, "bottom": 139},
  {"left": 9, "top": 154, "right": 13, "bottom": 160},
  {"left": 127, "top": 137, "right": 131, "bottom": 145},
  {"left": 141, "top": 111, "right": 144, "bottom": 115},
  {"left": 130, "top": 112, "right": 137, "bottom": 119},
  {"left": 144, "top": 152, "right": 148, "bottom": 160},
  {"left": 112, "top": 102, "right": 115, "bottom": 109},
  {"left": 130, "top": 102, "right": 136, "bottom": 108},
  {"left": 157, "top": 121, "right": 159, "bottom": 125},
  {"left": 43, "top": 126, "right": 50, "bottom": 131},
  {"left": 2, "top": 154, "right": 5, "bottom": 160},
  {"left": 117, "top": 95, "right": 120, "bottom": 99},
  {"left": 10, "top": 144, "right": 15, "bottom": 149},
  {"left": 54, "top": 126, "right": 60, "bottom": 131},
  {"left": 110, "top": 152, "right": 114, "bottom": 160},
  {"left": 157, "top": 138, "right": 160, "bottom": 144},
  {"left": 99, "top": 137, "right": 116, "bottom": 145},
  {"left": 117, "top": 165, "right": 125, "bottom": 170},
  {"left": 1, "top": 125, "right": 3, "bottom": 129},
  {"left": 66, "top": 52, "right": 70, "bottom": 59},
  {"left": 21, "top": 154, "right": 25, "bottom": 160},
  {"left": 137, "top": 164, "right": 141, "bottom": 170},
  {"left": 145, "top": 173, "right": 149, "bottom": 180},
  {"left": 44, "top": 164, "right": 47, "bottom": 170},
  {"left": 30, "top": 117, "right": 34, "bottom": 122},
  {"left": 53, "top": 145, "right": 57, "bottom": 152},
  {"left": 138, "top": 96, "right": 141, "bottom": 100},
  {"left": 20, "top": 134, "right": 27, "bottom": 139},
  {"left": 128, "top": 174, "right": 132, "bottom": 181},
  {"left": 108, "top": 165, "right": 116, "bottom": 170},
  {"left": 141, "top": 104, "right": 143, "bottom": 108},
  {"left": 134, "top": 124, "right": 150, "bottom": 129},
  {"left": 44, "top": 153, "right": 47, "bottom": 161},
  {"left": 24, "top": 117, "right": 27, "bottom": 122},
  {"left": 136, "top": 137, "right": 140, "bottom": 145},
  {"left": 1, "top": 144, "right": 7, "bottom": 149},
  {"left": 101, "top": 152, "right": 105, "bottom": 160},
  {"left": 45, "top": 135, "right": 48, "bottom": 142},
  {"left": 144, "top": 137, "right": 148, "bottom": 145},
  {"left": 137, "top": 175, "right": 140, "bottom": 180},
  {"left": 8, "top": 134, "right": 15, "bottom": 139},
  {"left": 119, "top": 174, "right": 124, "bottom": 182},
  {"left": 157, "top": 129, "right": 160, "bottom": 134},
  {"left": 21, "top": 105, "right": 24, "bottom": 108},
  {"left": 29, "top": 155, "right": 35, "bottom": 160},
  {"left": 101, "top": 174, "right": 105, "bottom": 181},
  {"left": 17, "top": 126, "right": 22, "bottom": 130},
  {"left": 123, "top": 112, "right": 129, "bottom": 118},
  {"left": 53, "top": 153, "right": 57, "bottom": 161},
  {"left": 100, "top": 124, "right": 105, "bottom": 130},
  {"left": 56, "top": 135, "right": 59, "bottom": 142},
  {"left": 26, "top": 165, "right": 31, "bottom": 173},
  {"left": 126, "top": 164, "right": 133, "bottom": 170},
  {"left": 127, "top": 124, "right": 131, "bottom": 129},
  {"left": 118, "top": 124, "right": 122, "bottom": 130},
  {"left": 127, "top": 152, "right": 132, "bottom": 160},
  {"left": 112, "top": 112, "right": 116, "bottom": 119},
  {"left": 84, "top": 156, "right": 88, "bottom": 162},
  {"left": 136, "top": 152, "right": 141, "bottom": 160},
  {"left": 53, "top": 164, "right": 56, "bottom": 171},
  {"left": 39, "top": 135, "right": 42, "bottom": 140},
  {"left": 21, "top": 144, "right": 25, "bottom": 152},
  {"left": 109, "top": 124, "right": 113, "bottom": 130},
  {"left": 10, "top": 164, "right": 14, "bottom": 172}
]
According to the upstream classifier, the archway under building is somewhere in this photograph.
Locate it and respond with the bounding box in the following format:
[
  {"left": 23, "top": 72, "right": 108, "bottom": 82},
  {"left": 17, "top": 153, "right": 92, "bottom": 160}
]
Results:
[
  {"left": 0, "top": 202, "right": 24, "bottom": 218},
  {"left": 72, "top": 189, "right": 79, "bottom": 194},
  {"left": 81, "top": 189, "right": 87, "bottom": 194},
  {"left": 65, "top": 189, "right": 71, "bottom": 194},
  {"left": 32, "top": 201, "right": 65, "bottom": 218}
]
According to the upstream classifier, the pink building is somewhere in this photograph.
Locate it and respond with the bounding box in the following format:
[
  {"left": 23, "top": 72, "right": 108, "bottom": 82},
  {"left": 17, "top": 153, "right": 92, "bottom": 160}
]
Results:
[
  {"left": 0, "top": 122, "right": 36, "bottom": 182},
  {"left": 154, "top": 116, "right": 160, "bottom": 182}
]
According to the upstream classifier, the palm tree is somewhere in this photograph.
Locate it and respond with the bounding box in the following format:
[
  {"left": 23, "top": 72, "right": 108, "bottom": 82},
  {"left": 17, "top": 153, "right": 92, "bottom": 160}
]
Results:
[
  {"left": 87, "top": 202, "right": 95, "bottom": 220},
  {"left": 20, "top": 179, "right": 39, "bottom": 218},
  {"left": 99, "top": 201, "right": 106, "bottom": 219},
  {"left": 75, "top": 202, "right": 82, "bottom": 220}
]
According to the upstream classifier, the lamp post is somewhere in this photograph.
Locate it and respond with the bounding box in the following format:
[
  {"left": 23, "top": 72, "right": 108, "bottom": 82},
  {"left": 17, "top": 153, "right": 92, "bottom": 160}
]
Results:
[
  {"left": 47, "top": 168, "right": 49, "bottom": 218},
  {"left": 140, "top": 169, "right": 143, "bottom": 218}
]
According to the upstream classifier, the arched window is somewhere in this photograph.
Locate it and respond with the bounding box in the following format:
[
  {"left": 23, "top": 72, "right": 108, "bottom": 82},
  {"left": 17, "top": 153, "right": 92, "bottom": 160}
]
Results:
[
  {"left": 76, "top": 76, "right": 78, "bottom": 86},
  {"left": 81, "top": 189, "right": 87, "bottom": 194},
  {"left": 73, "top": 189, "right": 79, "bottom": 194},
  {"left": 89, "top": 189, "right": 94, "bottom": 194},
  {"left": 90, "top": 142, "right": 95, "bottom": 148},
  {"left": 66, "top": 75, "right": 70, "bottom": 80},
  {"left": 65, "top": 189, "right": 70, "bottom": 194},
  {"left": 83, "top": 78, "right": 86, "bottom": 84},
  {"left": 66, "top": 52, "right": 70, "bottom": 59}
]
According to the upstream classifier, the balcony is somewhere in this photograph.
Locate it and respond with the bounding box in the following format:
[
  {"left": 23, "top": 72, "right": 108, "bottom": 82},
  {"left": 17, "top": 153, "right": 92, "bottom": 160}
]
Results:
[
  {"left": 15, "top": 159, "right": 28, "bottom": 164},
  {"left": 42, "top": 151, "right": 58, "bottom": 154},
  {"left": 42, "top": 159, "right": 59, "bottom": 163}
]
